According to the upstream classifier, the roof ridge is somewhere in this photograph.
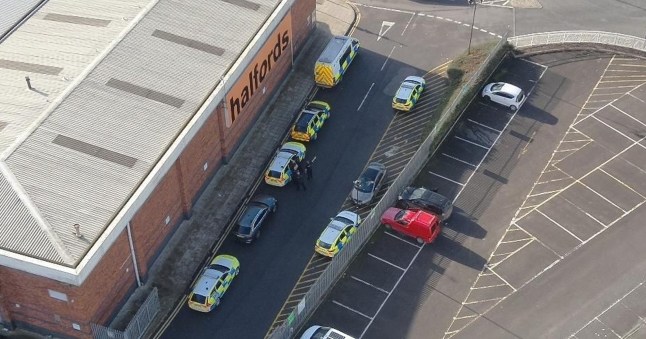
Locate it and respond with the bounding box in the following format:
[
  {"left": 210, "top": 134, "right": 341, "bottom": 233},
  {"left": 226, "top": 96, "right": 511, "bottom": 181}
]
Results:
[{"left": 0, "top": 162, "right": 74, "bottom": 264}]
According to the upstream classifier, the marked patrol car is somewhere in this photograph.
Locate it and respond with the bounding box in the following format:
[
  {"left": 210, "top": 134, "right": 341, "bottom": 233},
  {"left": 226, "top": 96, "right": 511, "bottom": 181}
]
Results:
[
  {"left": 392, "top": 76, "right": 426, "bottom": 111},
  {"left": 315, "top": 211, "right": 361, "bottom": 257},
  {"left": 187, "top": 254, "right": 240, "bottom": 312},
  {"left": 264, "top": 141, "right": 306, "bottom": 187},
  {"left": 290, "top": 100, "right": 331, "bottom": 142},
  {"left": 314, "top": 36, "right": 359, "bottom": 88}
]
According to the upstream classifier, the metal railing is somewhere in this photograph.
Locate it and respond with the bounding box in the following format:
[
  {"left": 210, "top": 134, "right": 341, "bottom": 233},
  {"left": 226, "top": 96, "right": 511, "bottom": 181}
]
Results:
[
  {"left": 92, "top": 288, "right": 159, "bottom": 339},
  {"left": 508, "top": 31, "right": 646, "bottom": 52},
  {"left": 268, "top": 33, "right": 510, "bottom": 339}
]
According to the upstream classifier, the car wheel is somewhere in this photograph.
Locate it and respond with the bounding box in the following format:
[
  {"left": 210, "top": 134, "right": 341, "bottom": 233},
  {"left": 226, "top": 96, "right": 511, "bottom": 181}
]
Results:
[
  {"left": 483, "top": 95, "right": 491, "bottom": 102},
  {"left": 416, "top": 237, "right": 425, "bottom": 244},
  {"left": 312, "top": 132, "right": 318, "bottom": 140},
  {"left": 510, "top": 105, "right": 517, "bottom": 111},
  {"left": 384, "top": 223, "right": 392, "bottom": 230},
  {"left": 215, "top": 297, "right": 221, "bottom": 306}
]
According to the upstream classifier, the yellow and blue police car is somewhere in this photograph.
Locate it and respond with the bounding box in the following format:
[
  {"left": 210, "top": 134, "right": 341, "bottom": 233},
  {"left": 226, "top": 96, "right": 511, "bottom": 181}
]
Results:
[
  {"left": 392, "top": 76, "right": 426, "bottom": 112},
  {"left": 187, "top": 254, "right": 240, "bottom": 312},
  {"left": 290, "top": 101, "right": 331, "bottom": 142},
  {"left": 264, "top": 141, "right": 306, "bottom": 187},
  {"left": 315, "top": 211, "right": 361, "bottom": 258}
]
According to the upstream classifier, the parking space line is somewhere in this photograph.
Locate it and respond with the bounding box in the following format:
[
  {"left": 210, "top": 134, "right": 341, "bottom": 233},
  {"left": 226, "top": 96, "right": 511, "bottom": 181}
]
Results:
[
  {"left": 463, "top": 297, "right": 503, "bottom": 305},
  {"left": 628, "top": 92, "right": 645, "bottom": 103},
  {"left": 428, "top": 171, "right": 465, "bottom": 186},
  {"left": 610, "top": 103, "right": 646, "bottom": 128},
  {"left": 536, "top": 209, "right": 584, "bottom": 243},
  {"left": 332, "top": 300, "right": 373, "bottom": 320},
  {"left": 472, "top": 283, "right": 509, "bottom": 290},
  {"left": 528, "top": 189, "right": 562, "bottom": 197},
  {"left": 361, "top": 243, "right": 426, "bottom": 338},
  {"left": 454, "top": 314, "right": 478, "bottom": 320},
  {"left": 561, "top": 139, "right": 591, "bottom": 143},
  {"left": 441, "top": 153, "right": 477, "bottom": 167},
  {"left": 454, "top": 136, "right": 490, "bottom": 149},
  {"left": 357, "top": 83, "right": 375, "bottom": 111},
  {"left": 578, "top": 181, "right": 627, "bottom": 213},
  {"left": 350, "top": 276, "right": 390, "bottom": 294},
  {"left": 467, "top": 118, "right": 502, "bottom": 133},
  {"left": 599, "top": 168, "right": 646, "bottom": 199},
  {"left": 500, "top": 237, "right": 533, "bottom": 244},
  {"left": 384, "top": 230, "right": 422, "bottom": 247},
  {"left": 491, "top": 251, "right": 515, "bottom": 257},
  {"left": 513, "top": 222, "right": 564, "bottom": 259},
  {"left": 592, "top": 115, "right": 646, "bottom": 147},
  {"left": 367, "top": 253, "right": 406, "bottom": 271}
]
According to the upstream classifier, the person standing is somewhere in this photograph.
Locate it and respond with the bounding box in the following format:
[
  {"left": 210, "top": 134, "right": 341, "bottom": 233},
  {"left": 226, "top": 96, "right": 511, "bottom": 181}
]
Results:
[
  {"left": 304, "top": 160, "right": 313, "bottom": 180},
  {"left": 294, "top": 170, "right": 306, "bottom": 191}
]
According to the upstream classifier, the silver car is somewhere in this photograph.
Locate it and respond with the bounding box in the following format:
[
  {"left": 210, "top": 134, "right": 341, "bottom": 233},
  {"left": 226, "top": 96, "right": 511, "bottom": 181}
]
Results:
[
  {"left": 351, "top": 162, "right": 387, "bottom": 205},
  {"left": 481, "top": 82, "right": 526, "bottom": 111}
]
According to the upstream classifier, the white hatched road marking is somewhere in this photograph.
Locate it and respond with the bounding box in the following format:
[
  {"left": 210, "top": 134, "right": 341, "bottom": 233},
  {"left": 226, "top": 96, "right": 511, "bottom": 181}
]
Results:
[
  {"left": 467, "top": 118, "right": 502, "bottom": 133},
  {"left": 383, "top": 230, "right": 422, "bottom": 247},
  {"left": 442, "top": 152, "right": 477, "bottom": 167},
  {"left": 428, "top": 171, "right": 465, "bottom": 186},
  {"left": 367, "top": 253, "right": 405, "bottom": 271},
  {"left": 332, "top": 301, "right": 373, "bottom": 319},
  {"left": 454, "top": 135, "right": 490, "bottom": 149},
  {"left": 351, "top": 276, "right": 390, "bottom": 294}
]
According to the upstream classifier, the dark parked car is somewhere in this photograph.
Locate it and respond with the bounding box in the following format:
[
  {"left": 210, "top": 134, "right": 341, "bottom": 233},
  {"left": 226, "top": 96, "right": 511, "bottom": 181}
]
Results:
[
  {"left": 350, "top": 162, "right": 387, "bottom": 205},
  {"left": 396, "top": 187, "right": 453, "bottom": 220},
  {"left": 234, "top": 194, "right": 277, "bottom": 243}
]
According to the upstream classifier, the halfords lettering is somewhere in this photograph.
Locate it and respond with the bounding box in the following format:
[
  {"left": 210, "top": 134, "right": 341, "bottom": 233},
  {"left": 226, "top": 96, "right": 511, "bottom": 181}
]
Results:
[{"left": 226, "top": 29, "right": 291, "bottom": 127}]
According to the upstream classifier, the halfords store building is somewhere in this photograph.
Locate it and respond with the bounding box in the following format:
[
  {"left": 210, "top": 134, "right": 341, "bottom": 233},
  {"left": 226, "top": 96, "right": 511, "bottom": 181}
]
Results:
[{"left": 0, "top": 0, "right": 314, "bottom": 337}]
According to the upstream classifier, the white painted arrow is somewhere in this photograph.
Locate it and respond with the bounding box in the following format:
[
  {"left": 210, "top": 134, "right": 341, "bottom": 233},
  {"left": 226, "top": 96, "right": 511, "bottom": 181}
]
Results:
[{"left": 377, "top": 21, "right": 395, "bottom": 41}]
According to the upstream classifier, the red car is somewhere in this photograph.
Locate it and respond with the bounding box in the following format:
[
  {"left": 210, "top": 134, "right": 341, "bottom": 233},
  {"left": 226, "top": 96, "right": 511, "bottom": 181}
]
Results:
[{"left": 381, "top": 207, "right": 441, "bottom": 244}]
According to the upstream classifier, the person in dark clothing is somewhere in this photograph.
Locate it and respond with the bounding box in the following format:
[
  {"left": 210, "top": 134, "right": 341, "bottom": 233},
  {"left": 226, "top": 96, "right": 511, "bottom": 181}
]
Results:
[
  {"left": 304, "top": 160, "right": 313, "bottom": 180},
  {"left": 293, "top": 170, "right": 306, "bottom": 191}
]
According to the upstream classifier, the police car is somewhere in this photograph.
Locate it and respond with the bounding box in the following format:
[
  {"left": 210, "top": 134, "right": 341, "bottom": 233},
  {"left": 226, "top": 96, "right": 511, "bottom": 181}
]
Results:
[
  {"left": 264, "top": 142, "right": 306, "bottom": 187},
  {"left": 187, "top": 254, "right": 240, "bottom": 312},
  {"left": 315, "top": 211, "right": 361, "bottom": 257},
  {"left": 290, "top": 100, "right": 331, "bottom": 142},
  {"left": 392, "top": 76, "right": 426, "bottom": 112}
]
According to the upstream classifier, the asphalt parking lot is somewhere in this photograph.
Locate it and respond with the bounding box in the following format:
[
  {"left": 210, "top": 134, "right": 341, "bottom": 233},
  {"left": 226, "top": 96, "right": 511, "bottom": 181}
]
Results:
[
  {"left": 303, "top": 53, "right": 646, "bottom": 338},
  {"left": 302, "top": 55, "right": 548, "bottom": 338}
]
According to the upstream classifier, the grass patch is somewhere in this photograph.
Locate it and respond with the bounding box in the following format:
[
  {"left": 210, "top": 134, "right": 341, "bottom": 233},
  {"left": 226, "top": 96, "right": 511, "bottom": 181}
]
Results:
[{"left": 423, "top": 40, "right": 514, "bottom": 152}]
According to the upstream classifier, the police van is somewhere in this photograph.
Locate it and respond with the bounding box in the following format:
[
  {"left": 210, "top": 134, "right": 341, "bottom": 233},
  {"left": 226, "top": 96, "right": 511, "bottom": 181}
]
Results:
[{"left": 314, "top": 36, "right": 359, "bottom": 88}]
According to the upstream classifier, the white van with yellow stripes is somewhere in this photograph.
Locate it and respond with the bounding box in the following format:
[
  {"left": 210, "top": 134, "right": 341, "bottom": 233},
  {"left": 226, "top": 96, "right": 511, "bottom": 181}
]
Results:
[{"left": 314, "top": 36, "right": 359, "bottom": 88}]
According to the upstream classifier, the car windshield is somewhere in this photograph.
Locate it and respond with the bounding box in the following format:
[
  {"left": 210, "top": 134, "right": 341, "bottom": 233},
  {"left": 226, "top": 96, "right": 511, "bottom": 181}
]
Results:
[
  {"left": 354, "top": 177, "right": 374, "bottom": 193},
  {"left": 408, "top": 188, "right": 427, "bottom": 200},
  {"left": 317, "top": 240, "right": 332, "bottom": 249},
  {"left": 516, "top": 92, "right": 525, "bottom": 102},
  {"left": 295, "top": 113, "right": 313, "bottom": 132},
  {"left": 491, "top": 83, "right": 504, "bottom": 91},
  {"left": 311, "top": 327, "right": 332, "bottom": 339},
  {"left": 190, "top": 293, "right": 207, "bottom": 304},
  {"left": 307, "top": 102, "right": 327, "bottom": 111},
  {"left": 207, "top": 264, "right": 229, "bottom": 274},
  {"left": 333, "top": 216, "right": 353, "bottom": 226},
  {"left": 237, "top": 225, "right": 252, "bottom": 235},
  {"left": 268, "top": 170, "right": 282, "bottom": 178},
  {"left": 394, "top": 210, "right": 409, "bottom": 225},
  {"left": 395, "top": 97, "right": 408, "bottom": 104},
  {"left": 238, "top": 206, "right": 263, "bottom": 227}
]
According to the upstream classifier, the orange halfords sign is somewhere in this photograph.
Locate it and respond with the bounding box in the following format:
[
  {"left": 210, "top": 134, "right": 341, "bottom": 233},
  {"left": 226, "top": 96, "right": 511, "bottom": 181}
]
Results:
[{"left": 225, "top": 13, "right": 292, "bottom": 127}]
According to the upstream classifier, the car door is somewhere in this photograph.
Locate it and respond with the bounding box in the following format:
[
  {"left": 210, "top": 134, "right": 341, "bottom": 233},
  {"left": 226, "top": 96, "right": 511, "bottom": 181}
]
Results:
[
  {"left": 254, "top": 208, "right": 267, "bottom": 233},
  {"left": 337, "top": 230, "right": 348, "bottom": 250},
  {"left": 374, "top": 171, "right": 384, "bottom": 193}
]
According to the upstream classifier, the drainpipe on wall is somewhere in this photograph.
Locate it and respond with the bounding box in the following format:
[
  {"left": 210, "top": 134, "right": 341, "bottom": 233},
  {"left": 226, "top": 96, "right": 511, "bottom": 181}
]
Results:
[{"left": 126, "top": 223, "right": 142, "bottom": 287}]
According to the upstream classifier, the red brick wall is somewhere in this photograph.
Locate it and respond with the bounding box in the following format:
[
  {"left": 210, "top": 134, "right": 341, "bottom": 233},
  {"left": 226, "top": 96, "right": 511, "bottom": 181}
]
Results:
[
  {"left": 0, "top": 0, "right": 316, "bottom": 337},
  {"left": 129, "top": 163, "right": 185, "bottom": 277},
  {"left": 177, "top": 104, "right": 224, "bottom": 208},
  {"left": 291, "top": 0, "right": 316, "bottom": 55},
  {"left": 0, "top": 230, "right": 136, "bottom": 338}
]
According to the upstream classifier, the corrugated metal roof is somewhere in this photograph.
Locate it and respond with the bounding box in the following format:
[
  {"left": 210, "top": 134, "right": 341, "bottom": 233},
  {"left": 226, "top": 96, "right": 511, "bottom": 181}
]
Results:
[
  {"left": 0, "top": 0, "right": 45, "bottom": 39},
  {"left": 0, "top": 0, "right": 282, "bottom": 269}
]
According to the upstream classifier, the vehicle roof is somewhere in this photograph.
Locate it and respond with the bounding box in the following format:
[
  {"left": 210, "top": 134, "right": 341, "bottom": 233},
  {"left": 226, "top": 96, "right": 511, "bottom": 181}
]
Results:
[
  {"left": 404, "top": 187, "right": 449, "bottom": 206},
  {"left": 395, "top": 82, "right": 418, "bottom": 100},
  {"left": 319, "top": 220, "right": 345, "bottom": 243},
  {"left": 192, "top": 269, "right": 224, "bottom": 296},
  {"left": 238, "top": 205, "right": 264, "bottom": 227},
  {"left": 413, "top": 209, "right": 438, "bottom": 225},
  {"left": 268, "top": 152, "right": 293, "bottom": 172},
  {"left": 317, "top": 36, "right": 353, "bottom": 64},
  {"left": 499, "top": 83, "right": 522, "bottom": 96},
  {"left": 0, "top": 0, "right": 283, "bottom": 281}
]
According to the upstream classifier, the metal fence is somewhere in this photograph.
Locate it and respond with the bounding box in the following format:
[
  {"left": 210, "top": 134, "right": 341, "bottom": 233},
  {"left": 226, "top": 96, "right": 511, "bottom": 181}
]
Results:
[
  {"left": 91, "top": 288, "right": 160, "bottom": 339},
  {"left": 268, "top": 34, "right": 510, "bottom": 339},
  {"left": 508, "top": 31, "right": 646, "bottom": 52}
]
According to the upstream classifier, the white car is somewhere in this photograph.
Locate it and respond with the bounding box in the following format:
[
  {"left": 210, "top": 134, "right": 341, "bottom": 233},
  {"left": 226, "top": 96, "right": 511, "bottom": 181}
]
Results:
[
  {"left": 300, "top": 325, "right": 355, "bottom": 339},
  {"left": 481, "top": 82, "right": 526, "bottom": 111}
]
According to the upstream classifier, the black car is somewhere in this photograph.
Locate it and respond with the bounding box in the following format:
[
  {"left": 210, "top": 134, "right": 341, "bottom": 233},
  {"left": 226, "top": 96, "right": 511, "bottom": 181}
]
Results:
[
  {"left": 396, "top": 187, "right": 453, "bottom": 221},
  {"left": 234, "top": 194, "right": 277, "bottom": 243}
]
